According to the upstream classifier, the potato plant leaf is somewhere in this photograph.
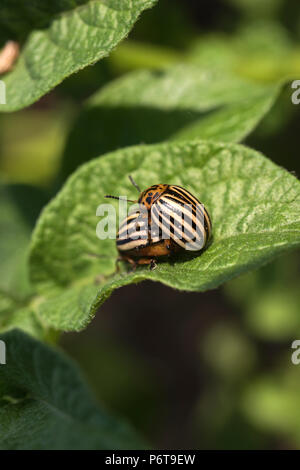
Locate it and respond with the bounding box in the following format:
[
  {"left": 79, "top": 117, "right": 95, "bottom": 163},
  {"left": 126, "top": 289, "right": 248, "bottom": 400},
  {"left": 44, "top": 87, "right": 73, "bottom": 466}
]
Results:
[
  {"left": 0, "top": 183, "right": 49, "bottom": 297},
  {"left": 187, "top": 22, "right": 300, "bottom": 82},
  {"left": 0, "top": 0, "right": 157, "bottom": 111},
  {"left": 29, "top": 140, "right": 300, "bottom": 331},
  {"left": 60, "top": 65, "right": 281, "bottom": 177},
  {"left": 0, "top": 184, "right": 53, "bottom": 338},
  {"left": 0, "top": 291, "right": 46, "bottom": 339},
  {"left": 0, "top": 329, "right": 146, "bottom": 449},
  {"left": 0, "top": 185, "right": 31, "bottom": 297}
]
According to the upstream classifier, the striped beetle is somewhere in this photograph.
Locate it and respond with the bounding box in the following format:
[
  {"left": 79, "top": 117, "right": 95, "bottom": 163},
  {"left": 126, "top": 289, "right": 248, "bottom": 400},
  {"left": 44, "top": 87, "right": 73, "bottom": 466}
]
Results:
[{"left": 105, "top": 176, "right": 212, "bottom": 270}]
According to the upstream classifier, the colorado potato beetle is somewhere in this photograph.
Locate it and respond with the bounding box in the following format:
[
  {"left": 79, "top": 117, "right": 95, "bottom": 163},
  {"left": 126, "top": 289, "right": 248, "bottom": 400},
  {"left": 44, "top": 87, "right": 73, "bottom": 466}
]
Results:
[{"left": 105, "top": 176, "right": 212, "bottom": 270}]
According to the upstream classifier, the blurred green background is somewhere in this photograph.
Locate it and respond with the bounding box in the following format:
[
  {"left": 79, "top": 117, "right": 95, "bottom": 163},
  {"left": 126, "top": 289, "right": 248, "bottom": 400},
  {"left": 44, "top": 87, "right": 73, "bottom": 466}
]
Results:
[{"left": 1, "top": 0, "right": 300, "bottom": 449}]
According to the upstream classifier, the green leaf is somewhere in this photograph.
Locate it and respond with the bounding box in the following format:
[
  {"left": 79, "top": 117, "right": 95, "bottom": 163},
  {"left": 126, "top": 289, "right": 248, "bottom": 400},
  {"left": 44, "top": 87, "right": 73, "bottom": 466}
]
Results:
[
  {"left": 0, "top": 291, "right": 45, "bottom": 339},
  {"left": 187, "top": 22, "right": 300, "bottom": 83},
  {"left": 0, "top": 329, "right": 146, "bottom": 449},
  {"left": 0, "top": 0, "right": 157, "bottom": 112},
  {"left": 226, "top": 0, "right": 282, "bottom": 18},
  {"left": 171, "top": 88, "right": 281, "bottom": 143},
  {"left": 224, "top": 253, "right": 300, "bottom": 341},
  {"left": 109, "top": 39, "right": 181, "bottom": 73},
  {"left": 29, "top": 140, "right": 300, "bottom": 331},
  {"left": 241, "top": 367, "right": 300, "bottom": 444},
  {"left": 0, "top": 184, "right": 52, "bottom": 338},
  {"left": 0, "top": 185, "right": 31, "bottom": 297},
  {"left": 0, "top": 109, "right": 69, "bottom": 185},
  {"left": 60, "top": 65, "right": 280, "bottom": 178},
  {"left": 0, "top": 183, "right": 48, "bottom": 297}
]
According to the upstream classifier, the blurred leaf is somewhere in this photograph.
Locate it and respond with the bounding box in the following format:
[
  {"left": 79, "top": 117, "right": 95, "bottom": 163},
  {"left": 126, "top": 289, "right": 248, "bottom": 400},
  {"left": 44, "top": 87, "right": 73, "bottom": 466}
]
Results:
[
  {"left": 242, "top": 366, "right": 300, "bottom": 445},
  {"left": 0, "top": 183, "right": 49, "bottom": 296},
  {"left": 195, "top": 388, "right": 267, "bottom": 450},
  {"left": 235, "top": 23, "right": 300, "bottom": 82},
  {"left": 0, "top": 187, "right": 30, "bottom": 297},
  {"left": 172, "top": 87, "right": 280, "bottom": 143},
  {"left": 60, "top": 65, "right": 280, "bottom": 178},
  {"left": 246, "top": 86, "right": 296, "bottom": 140},
  {"left": 245, "top": 291, "right": 300, "bottom": 340},
  {"left": 0, "top": 0, "right": 157, "bottom": 111},
  {"left": 0, "top": 292, "right": 44, "bottom": 338},
  {"left": 187, "top": 36, "right": 238, "bottom": 74},
  {"left": 246, "top": 91, "right": 300, "bottom": 178},
  {"left": 188, "top": 22, "right": 300, "bottom": 82},
  {"left": 0, "top": 184, "right": 32, "bottom": 297},
  {"left": 89, "top": 64, "right": 277, "bottom": 111},
  {"left": 0, "top": 109, "right": 70, "bottom": 186},
  {"left": 225, "top": 0, "right": 283, "bottom": 19},
  {"left": 0, "top": 183, "right": 52, "bottom": 338},
  {"left": 0, "top": 329, "right": 146, "bottom": 449},
  {"left": 62, "top": 334, "right": 160, "bottom": 430},
  {"left": 29, "top": 140, "right": 300, "bottom": 330},
  {"left": 202, "top": 323, "right": 256, "bottom": 379},
  {"left": 109, "top": 40, "right": 180, "bottom": 73},
  {"left": 224, "top": 253, "right": 300, "bottom": 340}
]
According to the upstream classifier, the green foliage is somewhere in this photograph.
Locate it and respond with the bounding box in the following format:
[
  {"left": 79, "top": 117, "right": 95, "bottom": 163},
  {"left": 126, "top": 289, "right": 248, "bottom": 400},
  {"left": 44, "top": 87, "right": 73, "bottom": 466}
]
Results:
[
  {"left": 226, "top": 0, "right": 283, "bottom": 19},
  {"left": 61, "top": 64, "right": 280, "bottom": 177},
  {"left": 202, "top": 323, "right": 257, "bottom": 379},
  {"left": 0, "top": 0, "right": 157, "bottom": 111},
  {"left": 109, "top": 40, "right": 181, "bottom": 73},
  {"left": 0, "top": 292, "right": 43, "bottom": 339},
  {"left": 225, "top": 253, "right": 300, "bottom": 340},
  {"left": 0, "top": 109, "right": 69, "bottom": 185},
  {"left": 242, "top": 366, "right": 300, "bottom": 445},
  {"left": 29, "top": 140, "right": 300, "bottom": 330},
  {"left": 188, "top": 21, "right": 300, "bottom": 82},
  {"left": 1, "top": 0, "right": 300, "bottom": 450},
  {"left": 0, "top": 329, "right": 145, "bottom": 449},
  {"left": 0, "top": 184, "right": 32, "bottom": 297},
  {"left": 0, "top": 184, "right": 53, "bottom": 338}
]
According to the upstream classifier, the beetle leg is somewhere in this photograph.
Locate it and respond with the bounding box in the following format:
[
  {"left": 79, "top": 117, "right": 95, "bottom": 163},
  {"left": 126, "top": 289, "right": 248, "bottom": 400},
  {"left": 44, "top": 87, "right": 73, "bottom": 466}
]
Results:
[
  {"left": 116, "top": 255, "right": 138, "bottom": 273},
  {"left": 150, "top": 259, "right": 157, "bottom": 271},
  {"left": 115, "top": 257, "right": 123, "bottom": 273},
  {"left": 128, "top": 260, "right": 137, "bottom": 272}
]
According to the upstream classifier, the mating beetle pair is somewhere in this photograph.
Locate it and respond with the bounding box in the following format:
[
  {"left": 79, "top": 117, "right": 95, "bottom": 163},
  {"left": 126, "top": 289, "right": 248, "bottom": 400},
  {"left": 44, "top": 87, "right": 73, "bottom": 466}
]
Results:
[{"left": 106, "top": 176, "right": 212, "bottom": 270}]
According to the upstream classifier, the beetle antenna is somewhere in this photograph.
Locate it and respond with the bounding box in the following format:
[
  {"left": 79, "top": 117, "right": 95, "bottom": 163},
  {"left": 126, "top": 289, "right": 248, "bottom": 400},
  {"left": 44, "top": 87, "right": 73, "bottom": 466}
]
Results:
[
  {"left": 129, "top": 175, "right": 141, "bottom": 193},
  {"left": 105, "top": 195, "right": 136, "bottom": 202}
]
